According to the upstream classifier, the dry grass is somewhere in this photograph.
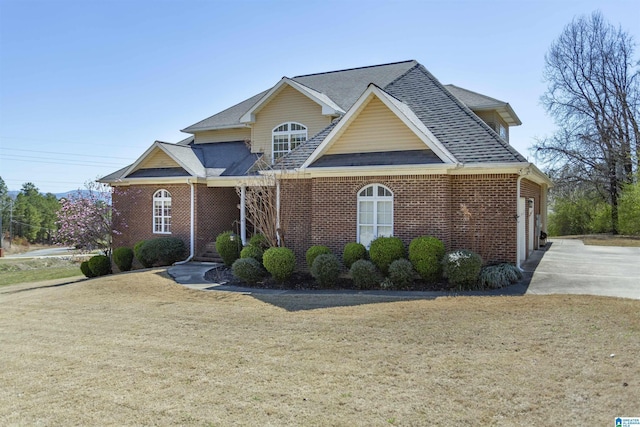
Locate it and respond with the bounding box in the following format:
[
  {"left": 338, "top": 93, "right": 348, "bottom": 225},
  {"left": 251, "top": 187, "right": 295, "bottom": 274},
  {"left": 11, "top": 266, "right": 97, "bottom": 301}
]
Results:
[
  {"left": 555, "top": 234, "right": 640, "bottom": 247},
  {"left": 1, "top": 271, "right": 638, "bottom": 426}
]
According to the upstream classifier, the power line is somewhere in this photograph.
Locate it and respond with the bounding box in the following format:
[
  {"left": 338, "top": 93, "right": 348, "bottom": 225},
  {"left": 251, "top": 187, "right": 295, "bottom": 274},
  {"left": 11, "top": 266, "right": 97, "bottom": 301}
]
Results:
[
  {"left": 2, "top": 154, "right": 126, "bottom": 168},
  {"left": 0, "top": 147, "right": 135, "bottom": 161}
]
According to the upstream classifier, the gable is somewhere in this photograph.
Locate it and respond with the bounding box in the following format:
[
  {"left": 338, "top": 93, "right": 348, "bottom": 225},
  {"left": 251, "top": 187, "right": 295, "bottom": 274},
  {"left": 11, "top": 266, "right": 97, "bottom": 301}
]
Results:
[
  {"left": 137, "top": 149, "right": 181, "bottom": 170},
  {"left": 251, "top": 85, "right": 333, "bottom": 156},
  {"left": 324, "top": 96, "right": 427, "bottom": 156}
]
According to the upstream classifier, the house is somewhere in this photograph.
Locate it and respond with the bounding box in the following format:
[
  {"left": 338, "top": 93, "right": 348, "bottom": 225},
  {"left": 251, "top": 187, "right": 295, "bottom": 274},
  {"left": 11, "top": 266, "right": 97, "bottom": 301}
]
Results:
[{"left": 100, "top": 60, "right": 551, "bottom": 268}]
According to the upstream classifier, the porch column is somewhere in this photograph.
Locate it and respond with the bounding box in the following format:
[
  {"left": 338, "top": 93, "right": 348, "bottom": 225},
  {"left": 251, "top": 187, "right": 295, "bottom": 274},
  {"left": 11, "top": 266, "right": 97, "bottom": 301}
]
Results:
[{"left": 240, "top": 185, "right": 247, "bottom": 246}]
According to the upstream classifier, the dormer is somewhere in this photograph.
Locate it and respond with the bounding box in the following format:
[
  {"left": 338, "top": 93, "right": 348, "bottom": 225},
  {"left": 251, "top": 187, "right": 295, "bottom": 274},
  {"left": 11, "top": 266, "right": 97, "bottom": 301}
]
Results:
[{"left": 444, "top": 84, "right": 521, "bottom": 143}]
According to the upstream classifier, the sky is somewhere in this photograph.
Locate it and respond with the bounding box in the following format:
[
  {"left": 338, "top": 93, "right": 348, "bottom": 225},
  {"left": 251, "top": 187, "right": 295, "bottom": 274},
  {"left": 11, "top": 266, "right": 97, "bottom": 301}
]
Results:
[{"left": 0, "top": 0, "right": 638, "bottom": 194}]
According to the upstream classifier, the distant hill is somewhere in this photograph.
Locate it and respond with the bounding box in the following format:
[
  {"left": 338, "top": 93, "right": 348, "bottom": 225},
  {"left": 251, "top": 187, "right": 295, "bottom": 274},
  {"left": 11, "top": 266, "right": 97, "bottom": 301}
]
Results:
[{"left": 6, "top": 190, "right": 91, "bottom": 199}]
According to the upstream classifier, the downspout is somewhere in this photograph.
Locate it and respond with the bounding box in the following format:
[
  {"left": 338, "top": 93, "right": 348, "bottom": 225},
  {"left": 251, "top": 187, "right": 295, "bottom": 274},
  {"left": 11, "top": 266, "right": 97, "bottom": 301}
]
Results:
[
  {"left": 276, "top": 179, "right": 281, "bottom": 247},
  {"left": 175, "top": 179, "right": 195, "bottom": 264},
  {"left": 516, "top": 167, "right": 530, "bottom": 270}
]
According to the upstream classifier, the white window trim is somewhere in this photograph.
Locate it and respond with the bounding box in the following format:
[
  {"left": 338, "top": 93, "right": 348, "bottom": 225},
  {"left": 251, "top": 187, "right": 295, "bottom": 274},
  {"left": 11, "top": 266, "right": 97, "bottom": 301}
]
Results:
[
  {"left": 357, "top": 184, "right": 394, "bottom": 247},
  {"left": 153, "top": 189, "right": 172, "bottom": 234},
  {"left": 272, "top": 121, "right": 307, "bottom": 163}
]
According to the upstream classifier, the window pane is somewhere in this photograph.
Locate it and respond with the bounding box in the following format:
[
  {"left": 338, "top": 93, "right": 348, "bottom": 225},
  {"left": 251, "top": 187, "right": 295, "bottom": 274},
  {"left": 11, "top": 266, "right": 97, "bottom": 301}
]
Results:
[
  {"left": 377, "top": 226, "right": 392, "bottom": 237},
  {"left": 359, "top": 201, "right": 373, "bottom": 224},
  {"left": 359, "top": 226, "right": 374, "bottom": 248},
  {"left": 378, "top": 186, "right": 391, "bottom": 197},
  {"left": 377, "top": 201, "right": 392, "bottom": 225}
]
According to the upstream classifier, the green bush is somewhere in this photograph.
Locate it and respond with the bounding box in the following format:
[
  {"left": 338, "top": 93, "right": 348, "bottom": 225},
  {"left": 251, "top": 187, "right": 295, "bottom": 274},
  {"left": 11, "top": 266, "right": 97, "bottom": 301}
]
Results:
[
  {"left": 113, "top": 247, "right": 134, "bottom": 272},
  {"left": 133, "top": 240, "right": 151, "bottom": 268},
  {"left": 342, "top": 242, "right": 367, "bottom": 269},
  {"left": 240, "top": 245, "right": 264, "bottom": 263},
  {"left": 216, "top": 231, "right": 242, "bottom": 266},
  {"left": 388, "top": 258, "right": 416, "bottom": 289},
  {"left": 262, "top": 247, "right": 296, "bottom": 282},
  {"left": 310, "top": 254, "right": 341, "bottom": 287},
  {"left": 80, "top": 260, "right": 96, "bottom": 278},
  {"left": 409, "top": 236, "right": 445, "bottom": 282},
  {"left": 136, "top": 237, "right": 187, "bottom": 267},
  {"left": 88, "top": 255, "right": 111, "bottom": 277},
  {"left": 369, "top": 236, "right": 405, "bottom": 275},
  {"left": 478, "top": 263, "right": 522, "bottom": 289},
  {"left": 350, "top": 259, "right": 380, "bottom": 289},
  {"left": 232, "top": 257, "right": 266, "bottom": 285},
  {"left": 442, "top": 250, "right": 483, "bottom": 290},
  {"left": 305, "top": 245, "right": 332, "bottom": 269},
  {"left": 249, "top": 233, "right": 270, "bottom": 250}
]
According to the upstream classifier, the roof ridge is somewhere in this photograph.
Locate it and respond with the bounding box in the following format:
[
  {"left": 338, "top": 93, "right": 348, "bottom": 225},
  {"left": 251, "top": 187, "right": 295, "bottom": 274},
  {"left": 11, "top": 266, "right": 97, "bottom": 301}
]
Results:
[
  {"left": 383, "top": 61, "right": 422, "bottom": 90},
  {"left": 292, "top": 60, "right": 416, "bottom": 79}
]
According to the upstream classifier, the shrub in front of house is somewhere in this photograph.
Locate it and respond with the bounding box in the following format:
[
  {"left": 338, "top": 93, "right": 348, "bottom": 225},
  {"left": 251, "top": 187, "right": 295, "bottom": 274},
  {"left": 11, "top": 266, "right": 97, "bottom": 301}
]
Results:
[
  {"left": 350, "top": 259, "right": 380, "bottom": 289},
  {"left": 113, "top": 247, "right": 134, "bottom": 272},
  {"left": 369, "top": 236, "right": 406, "bottom": 276},
  {"left": 216, "top": 231, "right": 242, "bottom": 266},
  {"left": 249, "top": 233, "right": 270, "bottom": 250},
  {"left": 408, "top": 236, "right": 445, "bottom": 283},
  {"left": 478, "top": 263, "right": 522, "bottom": 289},
  {"left": 133, "top": 240, "right": 152, "bottom": 268},
  {"left": 88, "top": 255, "right": 111, "bottom": 277},
  {"left": 80, "top": 260, "right": 96, "bottom": 278},
  {"left": 310, "top": 253, "right": 341, "bottom": 288},
  {"left": 442, "top": 250, "right": 483, "bottom": 290},
  {"left": 262, "top": 247, "right": 296, "bottom": 283},
  {"left": 240, "top": 244, "right": 264, "bottom": 263},
  {"left": 388, "top": 258, "right": 417, "bottom": 290},
  {"left": 305, "top": 245, "right": 332, "bottom": 269},
  {"left": 232, "top": 257, "right": 266, "bottom": 285},
  {"left": 136, "top": 237, "right": 187, "bottom": 267},
  {"left": 342, "top": 242, "right": 367, "bottom": 269}
]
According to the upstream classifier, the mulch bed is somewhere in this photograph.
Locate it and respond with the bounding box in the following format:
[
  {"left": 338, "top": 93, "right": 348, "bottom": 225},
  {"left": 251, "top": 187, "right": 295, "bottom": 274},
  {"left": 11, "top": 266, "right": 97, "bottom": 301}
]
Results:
[{"left": 204, "top": 265, "right": 456, "bottom": 292}]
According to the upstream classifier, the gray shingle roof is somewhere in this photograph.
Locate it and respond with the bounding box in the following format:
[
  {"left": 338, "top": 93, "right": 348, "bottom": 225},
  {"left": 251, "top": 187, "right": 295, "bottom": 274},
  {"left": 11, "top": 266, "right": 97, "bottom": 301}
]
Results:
[
  {"left": 276, "top": 121, "right": 339, "bottom": 169},
  {"left": 444, "top": 84, "right": 522, "bottom": 126},
  {"left": 181, "top": 91, "right": 267, "bottom": 132},
  {"left": 383, "top": 65, "right": 526, "bottom": 163}
]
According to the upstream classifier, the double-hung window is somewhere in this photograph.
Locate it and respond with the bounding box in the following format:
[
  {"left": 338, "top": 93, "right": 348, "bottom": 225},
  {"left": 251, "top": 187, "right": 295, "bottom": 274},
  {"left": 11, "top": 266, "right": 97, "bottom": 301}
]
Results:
[
  {"left": 272, "top": 122, "right": 307, "bottom": 162},
  {"left": 153, "top": 189, "right": 171, "bottom": 234},
  {"left": 357, "top": 184, "right": 393, "bottom": 248}
]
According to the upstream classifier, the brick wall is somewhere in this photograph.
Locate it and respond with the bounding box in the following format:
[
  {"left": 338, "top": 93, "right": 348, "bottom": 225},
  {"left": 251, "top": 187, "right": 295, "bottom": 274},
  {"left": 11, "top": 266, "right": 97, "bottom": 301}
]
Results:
[
  {"left": 112, "top": 184, "right": 191, "bottom": 251},
  {"left": 194, "top": 185, "right": 239, "bottom": 255},
  {"left": 279, "top": 173, "right": 526, "bottom": 268},
  {"left": 450, "top": 174, "right": 519, "bottom": 264}
]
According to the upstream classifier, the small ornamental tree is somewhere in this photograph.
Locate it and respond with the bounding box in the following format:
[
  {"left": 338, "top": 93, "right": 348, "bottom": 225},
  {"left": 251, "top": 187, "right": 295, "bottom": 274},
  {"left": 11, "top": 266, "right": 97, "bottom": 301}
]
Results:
[{"left": 55, "top": 181, "right": 125, "bottom": 258}]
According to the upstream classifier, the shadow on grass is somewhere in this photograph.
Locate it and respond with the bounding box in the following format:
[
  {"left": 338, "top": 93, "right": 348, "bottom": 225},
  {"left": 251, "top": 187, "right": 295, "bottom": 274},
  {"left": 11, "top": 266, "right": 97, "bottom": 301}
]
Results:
[
  {"left": 0, "top": 277, "right": 86, "bottom": 295},
  {"left": 251, "top": 292, "right": 439, "bottom": 312}
]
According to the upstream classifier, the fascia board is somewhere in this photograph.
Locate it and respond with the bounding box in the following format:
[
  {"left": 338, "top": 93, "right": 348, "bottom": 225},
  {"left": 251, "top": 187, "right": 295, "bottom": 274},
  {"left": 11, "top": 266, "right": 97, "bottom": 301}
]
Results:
[
  {"left": 206, "top": 176, "right": 276, "bottom": 187},
  {"left": 106, "top": 177, "right": 206, "bottom": 186},
  {"left": 300, "top": 85, "right": 458, "bottom": 168},
  {"left": 240, "top": 78, "right": 343, "bottom": 123}
]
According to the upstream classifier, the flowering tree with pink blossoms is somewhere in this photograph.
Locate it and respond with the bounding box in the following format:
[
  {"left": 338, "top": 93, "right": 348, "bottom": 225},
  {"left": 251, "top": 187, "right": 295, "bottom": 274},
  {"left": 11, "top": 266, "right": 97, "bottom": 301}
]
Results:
[{"left": 55, "top": 181, "right": 124, "bottom": 257}]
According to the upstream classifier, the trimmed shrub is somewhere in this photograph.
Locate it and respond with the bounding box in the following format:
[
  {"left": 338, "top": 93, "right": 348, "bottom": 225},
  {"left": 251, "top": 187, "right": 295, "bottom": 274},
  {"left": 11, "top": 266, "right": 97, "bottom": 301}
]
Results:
[
  {"left": 216, "top": 231, "right": 242, "bottom": 266},
  {"left": 310, "top": 253, "right": 341, "bottom": 287},
  {"left": 88, "top": 255, "right": 111, "bottom": 277},
  {"left": 442, "top": 250, "right": 483, "bottom": 290},
  {"left": 369, "top": 236, "right": 405, "bottom": 276},
  {"left": 342, "top": 242, "right": 367, "bottom": 269},
  {"left": 136, "top": 237, "right": 187, "bottom": 267},
  {"left": 306, "top": 245, "right": 332, "bottom": 269},
  {"left": 80, "top": 260, "right": 96, "bottom": 278},
  {"left": 240, "top": 245, "right": 264, "bottom": 263},
  {"left": 263, "top": 247, "right": 296, "bottom": 282},
  {"left": 479, "top": 263, "right": 522, "bottom": 289},
  {"left": 249, "top": 233, "right": 270, "bottom": 250},
  {"left": 388, "top": 258, "right": 416, "bottom": 289},
  {"left": 134, "top": 240, "right": 151, "bottom": 268},
  {"left": 232, "top": 257, "right": 266, "bottom": 285},
  {"left": 409, "top": 236, "right": 445, "bottom": 282},
  {"left": 113, "top": 247, "right": 134, "bottom": 272},
  {"left": 350, "top": 259, "right": 380, "bottom": 289}
]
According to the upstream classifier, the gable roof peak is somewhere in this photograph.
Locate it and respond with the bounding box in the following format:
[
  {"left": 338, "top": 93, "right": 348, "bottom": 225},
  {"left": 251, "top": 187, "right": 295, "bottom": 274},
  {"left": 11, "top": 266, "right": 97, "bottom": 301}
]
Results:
[{"left": 292, "top": 60, "right": 417, "bottom": 79}]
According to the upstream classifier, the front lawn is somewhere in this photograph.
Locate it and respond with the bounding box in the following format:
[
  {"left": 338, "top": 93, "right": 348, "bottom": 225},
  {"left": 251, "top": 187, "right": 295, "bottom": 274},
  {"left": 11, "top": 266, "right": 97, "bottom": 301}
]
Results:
[
  {"left": 0, "top": 258, "right": 82, "bottom": 287},
  {"left": 0, "top": 270, "right": 638, "bottom": 425}
]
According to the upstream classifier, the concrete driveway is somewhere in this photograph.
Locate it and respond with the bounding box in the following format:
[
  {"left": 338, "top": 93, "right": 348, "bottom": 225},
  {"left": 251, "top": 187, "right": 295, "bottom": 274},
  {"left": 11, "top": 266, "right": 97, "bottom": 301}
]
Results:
[{"left": 526, "top": 239, "right": 640, "bottom": 300}]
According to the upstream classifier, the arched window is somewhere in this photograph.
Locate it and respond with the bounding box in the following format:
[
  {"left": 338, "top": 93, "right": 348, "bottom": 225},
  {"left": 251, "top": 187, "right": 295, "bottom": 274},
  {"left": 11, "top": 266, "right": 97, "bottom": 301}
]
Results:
[
  {"left": 153, "top": 189, "right": 172, "bottom": 234},
  {"left": 272, "top": 122, "right": 307, "bottom": 162},
  {"left": 357, "top": 184, "right": 393, "bottom": 248}
]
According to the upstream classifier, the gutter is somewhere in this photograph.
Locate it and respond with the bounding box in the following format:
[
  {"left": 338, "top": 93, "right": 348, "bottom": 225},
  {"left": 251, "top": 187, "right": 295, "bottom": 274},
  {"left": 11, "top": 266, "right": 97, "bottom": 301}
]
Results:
[{"left": 175, "top": 179, "right": 195, "bottom": 264}]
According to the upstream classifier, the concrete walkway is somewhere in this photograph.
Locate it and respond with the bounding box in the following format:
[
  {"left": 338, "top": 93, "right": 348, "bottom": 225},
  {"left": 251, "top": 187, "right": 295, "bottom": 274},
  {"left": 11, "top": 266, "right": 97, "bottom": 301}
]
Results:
[{"left": 525, "top": 239, "right": 640, "bottom": 299}]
